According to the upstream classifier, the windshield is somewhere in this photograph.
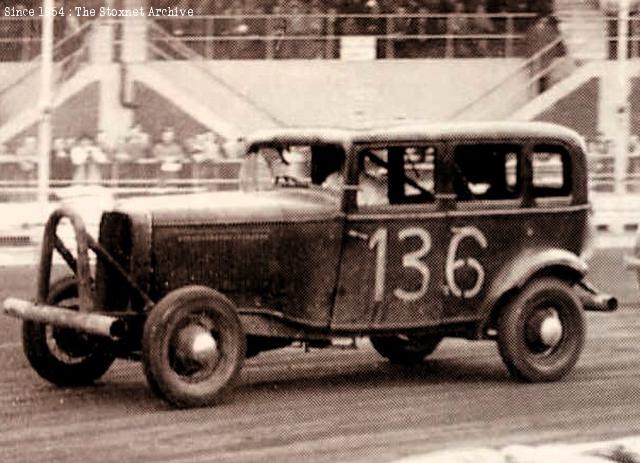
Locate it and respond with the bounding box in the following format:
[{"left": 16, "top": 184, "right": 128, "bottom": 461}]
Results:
[{"left": 239, "top": 144, "right": 345, "bottom": 192}]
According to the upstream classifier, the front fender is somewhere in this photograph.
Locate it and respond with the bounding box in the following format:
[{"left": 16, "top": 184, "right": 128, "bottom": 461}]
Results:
[{"left": 479, "top": 248, "right": 588, "bottom": 333}]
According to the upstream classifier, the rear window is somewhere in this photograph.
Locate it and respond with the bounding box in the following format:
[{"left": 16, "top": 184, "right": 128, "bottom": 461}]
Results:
[
  {"left": 532, "top": 145, "right": 571, "bottom": 197},
  {"left": 453, "top": 144, "right": 521, "bottom": 201}
]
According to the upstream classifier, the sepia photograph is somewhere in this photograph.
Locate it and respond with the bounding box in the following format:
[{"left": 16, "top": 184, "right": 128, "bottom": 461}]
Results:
[{"left": 1, "top": 0, "right": 639, "bottom": 461}]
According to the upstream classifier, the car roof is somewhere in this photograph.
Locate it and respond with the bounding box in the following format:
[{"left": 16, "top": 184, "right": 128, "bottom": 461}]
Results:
[{"left": 246, "top": 122, "right": 585, "bottom": 150}]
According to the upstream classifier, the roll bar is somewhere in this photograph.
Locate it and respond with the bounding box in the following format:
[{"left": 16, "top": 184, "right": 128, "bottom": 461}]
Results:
[{"left": 38, "top": 207, "right": 153, "bottom": 313}]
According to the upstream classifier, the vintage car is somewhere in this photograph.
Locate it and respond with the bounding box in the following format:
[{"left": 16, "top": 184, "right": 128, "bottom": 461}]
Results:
[{"left": 3, "top": 122, "right": 618, "bottom": 408}]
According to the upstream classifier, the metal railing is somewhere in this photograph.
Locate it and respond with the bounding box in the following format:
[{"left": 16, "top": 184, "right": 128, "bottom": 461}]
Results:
[
  {"left": 147, "top": 12, "right": 538, "bottom": 59},
  {"left": 582, "top": 135, "right": 640, "bottom": 193},
  {"left": 0, "top": 158, "right": 244, "bottom": 201},
  {"left": 449, "top": 35, "right": 567, "bottom": 120},
  {"left": 605, "top": 15, "right": 640, "bottom": 58}
]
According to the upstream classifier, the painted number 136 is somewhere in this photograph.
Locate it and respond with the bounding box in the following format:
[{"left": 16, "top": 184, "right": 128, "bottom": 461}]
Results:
[{"left": 368, "top": 226, "right": 488, "bottom": 302}]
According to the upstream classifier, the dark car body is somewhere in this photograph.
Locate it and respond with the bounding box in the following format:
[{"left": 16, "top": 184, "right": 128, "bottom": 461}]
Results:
[{"left": 99, "top": 123, "right": 595, "bottom": 336}]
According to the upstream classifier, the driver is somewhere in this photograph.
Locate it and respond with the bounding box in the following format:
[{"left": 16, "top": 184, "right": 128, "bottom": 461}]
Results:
[
  {"left": 239, "top": 147, "right": 301, "bottom": 191},
  {"left": 322, "top": 157, "right": 387, "bottom": 206}
]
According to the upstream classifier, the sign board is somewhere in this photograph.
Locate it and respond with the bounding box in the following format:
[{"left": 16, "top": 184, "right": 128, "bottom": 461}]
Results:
[{"left": 340, "top": 36, "right": 377, "bottom": 61}]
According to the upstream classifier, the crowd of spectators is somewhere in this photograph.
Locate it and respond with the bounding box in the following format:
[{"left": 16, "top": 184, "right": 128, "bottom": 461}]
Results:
[
  {"left": 0, "top": 0, "right": 553, "bottom": 61},
  {"left": 167, "top": 0, "right": 550, "bottom": 16},
  {"left": 0, "top": 125, "right": 237, "bottom": 188},
  {"left": 153, "top": 0, "right": 553, "bottom": 58}
]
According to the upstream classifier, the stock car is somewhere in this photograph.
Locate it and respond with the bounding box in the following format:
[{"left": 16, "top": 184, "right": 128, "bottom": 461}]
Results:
[{"left": 3, "top": 122, "right": 617, "bottom": 407}]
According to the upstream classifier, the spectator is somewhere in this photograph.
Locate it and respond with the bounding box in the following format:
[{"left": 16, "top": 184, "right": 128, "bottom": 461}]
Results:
[
  {"left": 525, "top": 15, "right": 563, "bottom": 93},
  {"left": 363, "top": 0, "right": 383, "bottom": 36},
  {"left": 410, "top": 6, "right": 438, "bottom": 57},
  {"left": 96, "top": 130, "right": 114, "bottom": 162},
  {"left": 268, "top": 2, "right": 287, "bottom": 58},
  {"left": 282, "top": 1, "right": 312, "bottom": 58},
  {"left": 340, "top": 15, "right": 360, "bottom": 35},
  {"left": 153, "top": 127, "right": 185, "bottom": 184},
  {"left": 0, "top": 143, "right": 18, "bottom": 185},
  {"left": 246, "top": 3, "right": 268, "bottom": 59},
  {"left": 69, "top": 134, "right": 108, "bottom": 185},
  {"left": 51, "top": 137, "right": 72, "bottom": 182},
  {"left": 470, "top": 3, "right": 494, "bottom": 57},
  {"left": 391, "top": 5, "right": 413, "bottom": 57},
  {"left": 221, "top": 0, "right": 250, "bottom": 59},
  {"left": 307, "top": 2, "right": 326, "bottom": 58},
  {"left": 15, "top": 136, "right": 37, "bottom": 181},
  {"left": 190, "top": 131, "right": 225, "bottom": 183},
  {"left": 124, "top": 124, "right": 151, "bottom": 162},
  {"left": 448, "top": 1, "right": 470, "bottom": 57}
]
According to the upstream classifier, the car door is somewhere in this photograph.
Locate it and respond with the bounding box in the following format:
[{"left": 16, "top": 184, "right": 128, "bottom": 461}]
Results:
[
  {"left": 441, "top": 141, "right": 526, "bottom": 322},
  {"left": 331, "top": 143, "right": 447, "bottom": 330}
]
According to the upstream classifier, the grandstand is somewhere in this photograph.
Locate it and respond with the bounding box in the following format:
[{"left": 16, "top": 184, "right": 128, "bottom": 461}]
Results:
[{"left": 0, "top": 0, "right": 636, "bottom": 210}]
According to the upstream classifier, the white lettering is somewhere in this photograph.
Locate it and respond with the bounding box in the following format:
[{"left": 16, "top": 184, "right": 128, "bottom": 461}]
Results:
[
  {"left": 369, "top": 228, "right": 387, "bottom": 302},
  {"left": 445, "top": 226, "right": 488, "bottom": 299},
  {"left": 74, "top": 6, "right": 95, "bottom": 16},
  {"left": 4, "top": 6, "right": 35, "bottom": 16},
  {"left": 393, "top": 227, "right": 431, "bottom": 302}
]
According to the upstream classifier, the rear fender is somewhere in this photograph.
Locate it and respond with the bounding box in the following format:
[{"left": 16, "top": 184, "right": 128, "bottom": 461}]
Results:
[{"left": 478, "top": 248, "right": 587, "bottom": 336}]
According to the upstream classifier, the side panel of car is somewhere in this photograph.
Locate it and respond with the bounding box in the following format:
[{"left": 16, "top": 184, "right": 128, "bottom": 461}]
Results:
[
  {"left": 441, "top": 207, "right": 589, "bottom": 323},
  {"left": 151, "top": 218, "right": 344, "bottom": 327},
  {"left": 439, "top": 138, "right": 589, "bottom": 324},
  {"left": 332, "top": 208, "right": 448, "bottom": 329}
]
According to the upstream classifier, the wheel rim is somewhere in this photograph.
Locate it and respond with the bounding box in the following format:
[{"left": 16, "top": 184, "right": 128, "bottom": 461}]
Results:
[
  {"left": 44, "top": 296, "right": 97, "bottom": 364},
  {"left": 168, "top": 312, "right": 223, "bottom": 383},
  {"left": 524, "top": 305, "right": 564, "bottom": 356}
]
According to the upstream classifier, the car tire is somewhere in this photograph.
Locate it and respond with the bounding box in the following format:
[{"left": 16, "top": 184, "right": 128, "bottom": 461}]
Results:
[
  {"left": 142, "top": 286, "right": 246, "bottom": 408},
  {"left": 22, "top": 275, "right": 115, "bottom": 386},
  {"left": 370, "top": 334, "right": 442, "bottom": 365},
  {"left": 497, "top": 277, "right": 585, "bottom": 382}
]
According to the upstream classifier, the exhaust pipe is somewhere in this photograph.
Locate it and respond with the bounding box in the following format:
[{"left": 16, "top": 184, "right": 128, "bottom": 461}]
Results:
[
  {"left": 580, "top": 292, "right": 618, "bottom": 312},
  {"left": 577, "top": 281, "right": 619, "bottom": 312},
  {"left": 3, "top": 297, "right": 126, "bottom": 339}
]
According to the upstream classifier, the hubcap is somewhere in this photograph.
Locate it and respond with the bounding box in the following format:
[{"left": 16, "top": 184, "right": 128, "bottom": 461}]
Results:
[
  {"left": 175, "top": 325, "right": 217, "bottom": 362},
  {"left": 172, "top": 323, "right": 220, "bottom": 378},
  {"left": 538, "top": 313, "right": 563, "bottom": 347},
  {"left": 526, "top": 308, "right": 563, "bottom": 352}
]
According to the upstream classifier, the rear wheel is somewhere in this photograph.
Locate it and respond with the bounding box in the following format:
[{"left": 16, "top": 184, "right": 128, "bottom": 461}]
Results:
[
  {"left": 22, "top": 276, "right": 115, "bottom": 386},
  {"left": 370, "top": 334, "right": 442, "bottom": 365},
  {"left": 142, "top": 286, "right": 246, "bottom": 408},
  {"left": 497, "top": 277, "right": 585, "bottom": 382}
]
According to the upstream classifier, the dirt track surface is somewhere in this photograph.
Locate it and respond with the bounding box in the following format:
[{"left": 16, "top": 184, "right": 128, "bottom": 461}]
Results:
[{"left": 1, "top": 249, "right": 639, "bottom": 462}]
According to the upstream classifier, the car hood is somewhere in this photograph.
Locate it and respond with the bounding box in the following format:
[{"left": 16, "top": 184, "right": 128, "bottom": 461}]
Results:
[{"left": 114, "top": 188, "right": 342, "bottom": 226}]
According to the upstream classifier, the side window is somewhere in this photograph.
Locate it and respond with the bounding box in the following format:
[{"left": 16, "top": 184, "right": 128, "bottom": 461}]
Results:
[
  {"left": 357, "top": 149, "right": 389, "bottom": 207},
  {"left": 401, "top": 147, "right": 436, "bottom": 203},
  {"left": 531, "top": 145, "right": 571, "bottom": 197},
  {"left": 356, "top": 145, "right": 437, "bottom": 207},
  {"left": 453, "top": 144, "right": 521, "bottom": 201}
]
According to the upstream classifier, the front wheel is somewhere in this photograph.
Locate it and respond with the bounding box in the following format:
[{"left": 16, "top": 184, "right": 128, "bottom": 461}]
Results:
[
  {"left": 370, "top": 334, "right": 442, "bottom": 365},
  {"left": 497, "top": 277, "right": 585, "bottom": 382},
  {"left": 142, "top": 286, "right": 246, "bottom": 408},
  {"left": 22, "top": 276, "right": 115, "bottom": 386}
]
